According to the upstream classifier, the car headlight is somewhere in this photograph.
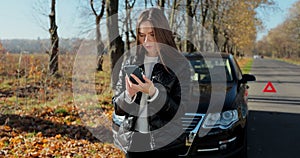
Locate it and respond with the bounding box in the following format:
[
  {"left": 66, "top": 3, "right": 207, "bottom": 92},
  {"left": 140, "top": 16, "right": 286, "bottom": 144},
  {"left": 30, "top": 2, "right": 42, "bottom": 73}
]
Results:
[{"left": 202, "top": 110, "right": 238, "bottom": 129}]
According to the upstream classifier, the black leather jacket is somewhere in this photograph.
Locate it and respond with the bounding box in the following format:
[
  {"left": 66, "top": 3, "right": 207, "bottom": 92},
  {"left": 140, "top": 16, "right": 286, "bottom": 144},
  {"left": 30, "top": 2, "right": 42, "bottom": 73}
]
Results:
[{"left": 112, "top": 52, "right": 192, "bottom": 151}]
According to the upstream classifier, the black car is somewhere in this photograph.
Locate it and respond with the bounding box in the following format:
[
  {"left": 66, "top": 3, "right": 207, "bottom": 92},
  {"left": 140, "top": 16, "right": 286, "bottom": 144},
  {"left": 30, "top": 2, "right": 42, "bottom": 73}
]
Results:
[
  {"left": 178, "top": 52, "right": 255, "bottom": 158},
  {"left": 112, "top": 52, "right": 255, "bottom": 158}
]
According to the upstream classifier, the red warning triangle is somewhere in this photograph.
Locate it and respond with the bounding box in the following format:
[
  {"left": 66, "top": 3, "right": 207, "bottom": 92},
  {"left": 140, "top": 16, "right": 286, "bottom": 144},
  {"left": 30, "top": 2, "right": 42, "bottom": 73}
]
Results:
[{"left": 263, "top": 81, "right": 277, "bottom": 93}]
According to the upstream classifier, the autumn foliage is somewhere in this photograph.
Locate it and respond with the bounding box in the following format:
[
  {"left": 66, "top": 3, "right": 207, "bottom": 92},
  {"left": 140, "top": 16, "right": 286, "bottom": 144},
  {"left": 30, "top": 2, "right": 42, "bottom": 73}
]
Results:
[{"left": 0, "top": 54, "right": 125, "bottom": 157}]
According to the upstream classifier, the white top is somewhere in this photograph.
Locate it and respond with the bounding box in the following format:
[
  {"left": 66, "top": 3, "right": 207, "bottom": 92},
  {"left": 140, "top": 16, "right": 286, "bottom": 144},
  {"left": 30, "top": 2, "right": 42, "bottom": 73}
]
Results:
[{"left": 135, "top": 55, "right": 158, "bottom": 133}]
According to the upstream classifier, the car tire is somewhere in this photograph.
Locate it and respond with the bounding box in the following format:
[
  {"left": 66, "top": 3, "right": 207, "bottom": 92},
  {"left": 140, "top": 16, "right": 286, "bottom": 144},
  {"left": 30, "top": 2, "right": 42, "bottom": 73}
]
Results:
[
  {"left": 239, "top": 140, "right": 247, "bottom": 158},
  {"left": 236, "top": 121, "right": 248, "bottom": 158}
]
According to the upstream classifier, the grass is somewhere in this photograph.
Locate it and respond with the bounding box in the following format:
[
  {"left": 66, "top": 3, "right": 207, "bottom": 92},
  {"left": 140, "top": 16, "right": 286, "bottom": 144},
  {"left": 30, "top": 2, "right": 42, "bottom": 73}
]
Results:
[
  {"left": 236, "top": 57, "right": 254, "bottom": 74},
  {"left": 54, "top": 108, "right": 69, "bottom": 116},
  {"left": 0, "top": 53, "right": 113, "bottom": 114},
  {"left": 26, "top": 131, "right": 37, "bottom": 138},
  {"left": 0, "top": 53, "right": 123, "bottom": 157}
]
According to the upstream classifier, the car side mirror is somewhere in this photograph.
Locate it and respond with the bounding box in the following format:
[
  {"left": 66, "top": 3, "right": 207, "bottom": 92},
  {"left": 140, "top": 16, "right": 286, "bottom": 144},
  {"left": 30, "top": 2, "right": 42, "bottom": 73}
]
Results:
[{"left": 240, "top": 74, "right": 256, "bottom": 84}]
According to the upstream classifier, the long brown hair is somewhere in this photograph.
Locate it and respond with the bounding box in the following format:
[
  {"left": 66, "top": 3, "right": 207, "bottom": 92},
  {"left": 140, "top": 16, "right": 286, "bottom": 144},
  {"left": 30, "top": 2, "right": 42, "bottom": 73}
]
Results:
[{"left": 136, "top": 8, "right": 179, "bottom": 67}]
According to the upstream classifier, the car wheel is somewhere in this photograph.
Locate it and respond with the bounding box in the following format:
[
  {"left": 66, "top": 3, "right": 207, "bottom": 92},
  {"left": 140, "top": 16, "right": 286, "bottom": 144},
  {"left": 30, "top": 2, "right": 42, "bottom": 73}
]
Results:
[
  {"left": 239, "top": 140, "right": 247, "bottom": 158},
  {"left": 236, "top": 121, "right": 248, "bottom": 158}
]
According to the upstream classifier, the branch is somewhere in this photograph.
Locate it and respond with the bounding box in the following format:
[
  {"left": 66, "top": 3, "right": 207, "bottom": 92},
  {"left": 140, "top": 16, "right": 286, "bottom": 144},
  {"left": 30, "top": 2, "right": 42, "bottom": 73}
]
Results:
[
  {"left": 99, "top": 0, "right": 105, "bottom": 18},
  {"left": 90, "top": 0, "right": 97, "bottom": 16},
  {"left": 129, "top": 0, "right": 136, "bottom": 8},
  {"left": 192, "top": 0, "right": 200, "bottom": 17}
]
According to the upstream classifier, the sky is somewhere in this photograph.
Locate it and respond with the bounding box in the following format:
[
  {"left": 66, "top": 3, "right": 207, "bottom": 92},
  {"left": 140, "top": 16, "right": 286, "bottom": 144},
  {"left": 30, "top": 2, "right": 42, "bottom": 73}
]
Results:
[
  {"left": 256, "top": 0, "right": 298, "bottom": 40},
  {"left": 0, "top": 0, "right": 82, "bottom": 40},
  {"left": 0, "top": 0, "right": 298, "bottom": 40}
]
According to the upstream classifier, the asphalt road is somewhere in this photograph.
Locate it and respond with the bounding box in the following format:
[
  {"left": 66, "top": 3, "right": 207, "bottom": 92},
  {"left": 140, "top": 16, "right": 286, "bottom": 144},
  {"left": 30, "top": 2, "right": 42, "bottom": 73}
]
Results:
[{"left": 247, "top": 58, "right": 300, "bottom": 158}]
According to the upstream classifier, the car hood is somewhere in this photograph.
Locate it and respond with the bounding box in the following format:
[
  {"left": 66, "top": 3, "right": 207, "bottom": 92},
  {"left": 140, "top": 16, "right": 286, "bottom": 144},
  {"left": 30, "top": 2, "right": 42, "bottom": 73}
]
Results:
[{"left": 190, "top": 82, "right": 237, "bottom": 113}]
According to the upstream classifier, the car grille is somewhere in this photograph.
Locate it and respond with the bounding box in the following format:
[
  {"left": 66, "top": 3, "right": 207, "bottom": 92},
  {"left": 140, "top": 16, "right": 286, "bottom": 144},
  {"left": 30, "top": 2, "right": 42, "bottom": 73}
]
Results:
[{"left": 181, "top": 113, "right": 205, "bottom": 133}]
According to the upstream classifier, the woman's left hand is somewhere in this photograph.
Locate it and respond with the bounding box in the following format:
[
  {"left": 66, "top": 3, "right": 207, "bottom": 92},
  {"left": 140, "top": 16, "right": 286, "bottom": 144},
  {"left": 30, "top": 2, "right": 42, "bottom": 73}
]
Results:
[{"left": 130, "top": 74, "right": 156, "bottom": 97}]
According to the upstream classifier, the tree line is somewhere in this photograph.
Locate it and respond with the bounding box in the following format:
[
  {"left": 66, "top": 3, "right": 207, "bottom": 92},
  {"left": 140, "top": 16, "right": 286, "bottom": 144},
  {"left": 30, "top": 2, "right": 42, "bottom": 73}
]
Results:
[
  {"left": 0, "top": 38, "right": 82, "bottom": 54},
  {"left": 2, "top": 0, "right": 276, "bottom": 77},
  {"left": 255, "top": 0, "right": 300, "bottom": 58}
]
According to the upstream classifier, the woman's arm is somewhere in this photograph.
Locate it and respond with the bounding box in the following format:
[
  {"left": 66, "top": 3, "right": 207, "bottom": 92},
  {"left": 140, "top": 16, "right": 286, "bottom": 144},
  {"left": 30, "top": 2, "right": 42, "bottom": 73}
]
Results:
[{"left": 112, "top": 59, "right": 140, "bottom": 116}]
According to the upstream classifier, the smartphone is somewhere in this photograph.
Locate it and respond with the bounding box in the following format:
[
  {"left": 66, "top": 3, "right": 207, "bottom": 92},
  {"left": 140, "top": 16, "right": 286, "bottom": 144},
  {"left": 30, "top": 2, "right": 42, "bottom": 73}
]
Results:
[{"left": 124, "top": 65, "right": 145, "bottom": 84}]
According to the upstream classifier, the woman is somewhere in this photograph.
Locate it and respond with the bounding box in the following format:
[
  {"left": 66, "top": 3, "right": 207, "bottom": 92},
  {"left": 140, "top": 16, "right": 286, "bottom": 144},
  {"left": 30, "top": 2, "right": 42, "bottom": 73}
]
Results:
[{"left": 112, "top": 8, "right": 191, "bottom": 158}]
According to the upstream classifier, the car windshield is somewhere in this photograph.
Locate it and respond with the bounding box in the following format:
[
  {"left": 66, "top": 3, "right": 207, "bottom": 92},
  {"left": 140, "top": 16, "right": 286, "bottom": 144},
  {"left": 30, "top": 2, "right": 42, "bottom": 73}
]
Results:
[{"left": 189, "top": 58, "right": 233, "bottom": 83}]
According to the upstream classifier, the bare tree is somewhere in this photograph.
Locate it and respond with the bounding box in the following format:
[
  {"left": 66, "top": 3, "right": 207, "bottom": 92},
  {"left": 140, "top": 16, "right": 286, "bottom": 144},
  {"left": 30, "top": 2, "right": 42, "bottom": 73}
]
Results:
[
  {"left": 48, "top": 0, "right": 59, "bottom": 75},
  {"left": 90, "top": 0, "right": 106, "bottom": 71},
  {"left": 158, "top": 0, "right": 165, "bottom": 12},
  {"left": 185, "top": 0, "right": 199, "bottom": 52},
  {"left": 124, "top": 0, "right": 136, "bottom": 51},
  {"left": 169, "top": 0, "right": 178, "bottom": 30},
  {"left": 106, "top": 0, "right": 125, "bottom": 87}
]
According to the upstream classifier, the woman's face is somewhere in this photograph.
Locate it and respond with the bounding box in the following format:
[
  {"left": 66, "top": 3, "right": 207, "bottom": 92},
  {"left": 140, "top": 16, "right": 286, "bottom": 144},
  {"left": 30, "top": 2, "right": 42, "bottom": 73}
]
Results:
[{"left": 138, "top": 21, "right": 158, "bottom": 56}]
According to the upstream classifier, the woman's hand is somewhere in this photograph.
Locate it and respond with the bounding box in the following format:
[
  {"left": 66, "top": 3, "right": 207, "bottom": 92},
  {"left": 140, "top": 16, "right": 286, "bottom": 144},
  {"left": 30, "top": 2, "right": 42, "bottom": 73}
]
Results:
[
  {"left": 129, "top": 74, "right": 156, "bottom": 97},
  {"left": 125, "top": 75, "right": 139, "bottom": 98}
]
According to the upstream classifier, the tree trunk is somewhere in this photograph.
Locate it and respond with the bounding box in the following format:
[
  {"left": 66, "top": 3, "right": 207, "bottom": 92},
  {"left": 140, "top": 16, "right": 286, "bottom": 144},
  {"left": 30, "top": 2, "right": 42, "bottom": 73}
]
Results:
[
  {"left": 49, "top": 0, "right": 59, "bottom": 75},
  {"left": 169, "top": 0, "right": 177, "bottom": 30},
  {"left": 96, "top": 17, "right": 105, "bottom": 71},
  {"left": 212, "top": 0, "right": 220, "bottom": 51},
  {"left": 185, "top": 0, "right": 194, "bottom": 53},
  {"left": 90, "top": 0, "right": 105, "bottom": 71},
  {"left": 199, "top": 0, "right": 209, "bottom": 52},
  {"left": 106, "top": 0, "right": 124, "bottom": 88},
  {"left": 144, "top": 0, "right": 147, "bottom": 8},
  {"left": 158, "top": 0, "right": 165, "bottom": 12},
  {"left": 124, "top": 0, "right": 136, "bottom": 51},
  {"left": 222, "top": 30, "right": 229, "bottom": 53}
]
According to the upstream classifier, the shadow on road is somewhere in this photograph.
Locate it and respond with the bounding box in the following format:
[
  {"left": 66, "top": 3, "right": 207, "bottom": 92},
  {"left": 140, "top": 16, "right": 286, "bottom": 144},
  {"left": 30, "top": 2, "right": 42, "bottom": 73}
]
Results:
[
  {"left": 247, "top": 110, "right": 300, "bottom": 158},
  {"left": 249, "top": 96, "right": 300, "bottom": 105},
  {"left": 253, "top": 81, "right": 300, "bottom": 84}
]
